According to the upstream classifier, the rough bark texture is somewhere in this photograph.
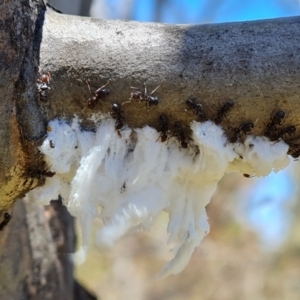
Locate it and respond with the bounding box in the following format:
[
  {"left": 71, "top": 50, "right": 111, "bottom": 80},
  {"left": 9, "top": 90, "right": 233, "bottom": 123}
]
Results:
[
  {"left": 1, "top": 4, "right": 300, "bottom": 210},
  {"left": 0, "top": 0, "right": 47, "bottom": 213},
  {"left": 0, "top": 198, "right": 97, "bottom": 300},
  {"left": 39, "top": 11, "right": 300, "bottom": 136}
]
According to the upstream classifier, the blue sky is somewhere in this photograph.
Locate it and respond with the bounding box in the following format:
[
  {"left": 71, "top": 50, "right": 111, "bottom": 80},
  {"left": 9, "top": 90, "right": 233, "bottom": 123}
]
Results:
[
  {"left": 132, "top": 0, "right": 300, "bottom": 23},
  {"left": 241, "top": 165, "right": 296, "bottom": 248}
]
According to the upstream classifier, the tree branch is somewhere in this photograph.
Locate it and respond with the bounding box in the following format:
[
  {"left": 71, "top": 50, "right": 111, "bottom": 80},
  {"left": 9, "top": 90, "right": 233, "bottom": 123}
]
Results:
[
  {"left": 1, "top": 5, "right": 300, "bottom": 210},
  {"left": 40, "top": 11, "right": 300, "bottom": 133}
]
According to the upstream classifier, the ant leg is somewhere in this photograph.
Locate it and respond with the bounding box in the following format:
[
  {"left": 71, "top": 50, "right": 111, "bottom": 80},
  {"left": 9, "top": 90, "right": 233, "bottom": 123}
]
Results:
[
  {"left": 166, "top": 134, "right": 174, "bottom": 146},
  {"left": 117, "top": 130, "right": 122, "bottom": 138},
  {"left": 98, "top": 80, "right": 110, "bottom": 91},
  {"left": 150, "top": 81, "right": 163, "bottom": 95},
  {"left": 86, "top": 80, "right": 93, "bottom": 94},
  {"left": 272, "top": 138, "right": 282, "bottom": 145},
  {"left": 47, "top": 72, "right": 51, "bottom": 83},
  {"left": 155, "top": 134, "right": 162, "bottom": 143},
  {"left": 122, "top": 100, "right": 132, "bottom": 106}
]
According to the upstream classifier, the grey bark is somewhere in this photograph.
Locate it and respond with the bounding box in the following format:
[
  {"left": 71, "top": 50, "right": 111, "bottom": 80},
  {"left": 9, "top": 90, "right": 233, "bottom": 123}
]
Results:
[
  {"left": 1, "top": 2, "right": 300, "bottom": 213},
  {"left": 40, "top": 11, "right": 300, "bottom": 136},
  {"left": 0, "top": 197, "right": 97, "bottom": 300}
]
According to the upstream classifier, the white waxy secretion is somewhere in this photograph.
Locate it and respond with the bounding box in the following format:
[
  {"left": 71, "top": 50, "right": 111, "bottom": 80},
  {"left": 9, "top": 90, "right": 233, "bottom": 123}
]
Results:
[{"left": 27, "top": 117, "right": 290, "bottom": 277}]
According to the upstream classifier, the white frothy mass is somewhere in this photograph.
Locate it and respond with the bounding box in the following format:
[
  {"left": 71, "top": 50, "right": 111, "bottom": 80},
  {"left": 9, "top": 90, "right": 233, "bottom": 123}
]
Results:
[{"left": 27, "top": 118, "right": 290, "bottom": 277}]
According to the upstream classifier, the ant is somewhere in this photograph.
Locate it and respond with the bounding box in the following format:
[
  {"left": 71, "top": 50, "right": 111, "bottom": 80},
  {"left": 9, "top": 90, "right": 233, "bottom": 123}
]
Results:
[
  {"left": 156, "top": 114, "right": 169, "bottom": 142},
  {"left": 228, "top": 122, "right": 254, "bottom": 143},
  {"left": 129, "top": 82, "right": 162, "bottom": 106},
  {"left": 270, "top": 125, "right": 296, "bottom": 142},
  {"left": 111, "top": 103, "right": 126, "bottom": 137},
  {"left": 186, "top": 97, "right": 207, "bottom": 122},
  {"left": 0, "top": 212, "right": 12, "bottom": 231},
  {"left": 86, "top": 80, "right": 110, "bottom": 109},
  {"left": 214, "top": 99, "right": 234, "bottom": 125},
  {"left": 37, "top": 72, "right": 51, "bottom": 103},
  {"left": 263, "top": 110, "right": 285, "bottom": 139},
  {"left": 173, "top": 121, "right": 189, "bottom": 149}
]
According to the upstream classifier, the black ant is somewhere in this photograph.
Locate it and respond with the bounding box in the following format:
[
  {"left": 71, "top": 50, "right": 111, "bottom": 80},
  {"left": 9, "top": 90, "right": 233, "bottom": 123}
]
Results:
[
  {"left": 228, "top": 122, "right": 254, "bottom": 143},
  {"left": 186, "top": 97, "right": 207, "bottom": 122},
  {"left": 270, "top": 125, "right": 296, "bottom": 142},
  {"left": 111, "top": 103, "right": 126, "bottom": 137},
  {"left": 173, "top": 121, "right": 189, "bottom": 149},
  {"left": 86, "top": 80, "right": 110, "bottom": 109},
  {"left": 129, "top": 82, "right": 162, "bottom": 106},
  {"left": 0, "top": 212, "right": 12, "bottom": 231},
  {"left": 214, "top": 99, "right": 234, "bottom": 125},
  {"left": 37, "top": 72, "right": 51, "bottom": 103},
  {"left": 156, "top": 114, "right": 169, "bottom": 142},
  {"left": 263, "top": 110, "right": 285, "bottom": 139}
]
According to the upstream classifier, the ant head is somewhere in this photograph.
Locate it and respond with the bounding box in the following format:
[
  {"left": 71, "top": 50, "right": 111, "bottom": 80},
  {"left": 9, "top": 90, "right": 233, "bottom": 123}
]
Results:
[
  {"left": 276, "top": 110, "right": 285, "bottom": 119},
  {"left": 288, "top": 126, "right": 296, "bottom": 136},
  {"left": 227, "top": 99, "right": 234, "bottom": 107},
  {"left": 112, "top": 103, "right": 120, "bottom": 112},
  {"left": 150, "top": 96, "right": 159, "bottom": 105},
  {"left": 244, "top": 122, "right": 254, "bottom": 133}
]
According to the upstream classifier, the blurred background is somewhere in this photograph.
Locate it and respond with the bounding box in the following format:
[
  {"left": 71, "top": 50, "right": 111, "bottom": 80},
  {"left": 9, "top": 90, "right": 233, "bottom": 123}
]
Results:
[{"left": 48, "top": 1, "right": 300, "bottom": 299}]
